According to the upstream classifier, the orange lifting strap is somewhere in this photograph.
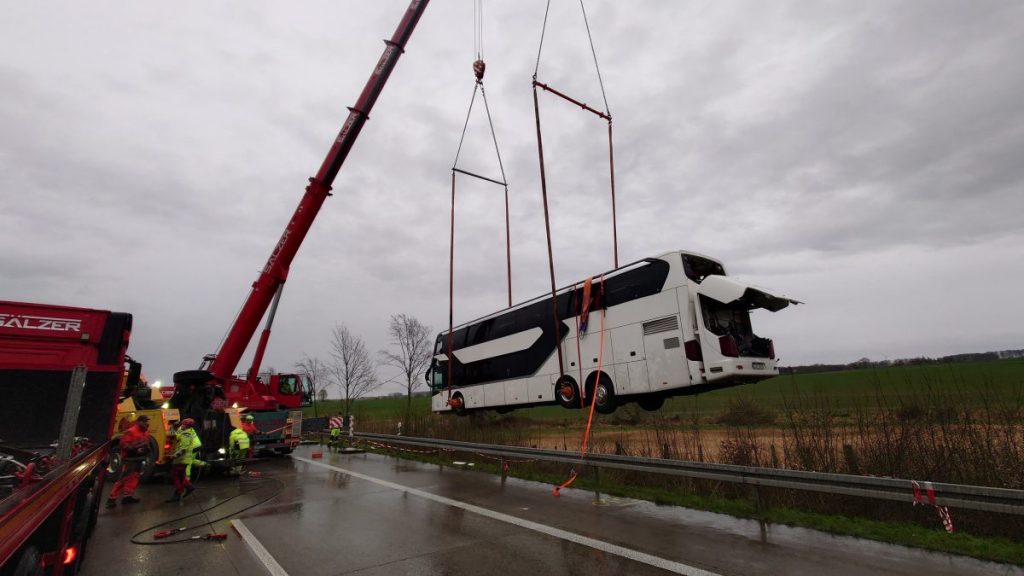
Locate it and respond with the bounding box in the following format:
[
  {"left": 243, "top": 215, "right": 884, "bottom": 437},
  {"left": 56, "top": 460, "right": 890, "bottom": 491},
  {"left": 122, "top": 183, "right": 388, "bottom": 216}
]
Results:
[
  {"left": 447, "top": 0, "right": 511, "bottom": 406},
  {"left": 554, "top": 275, "right": 606, "bottom": 496}
]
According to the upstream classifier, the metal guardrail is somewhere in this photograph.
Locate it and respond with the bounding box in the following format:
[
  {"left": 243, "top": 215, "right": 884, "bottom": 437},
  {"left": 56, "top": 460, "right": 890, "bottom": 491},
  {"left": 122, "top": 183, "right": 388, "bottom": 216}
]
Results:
[{"left": 353, "top": 433, "right": 1024, "bottom": 516}]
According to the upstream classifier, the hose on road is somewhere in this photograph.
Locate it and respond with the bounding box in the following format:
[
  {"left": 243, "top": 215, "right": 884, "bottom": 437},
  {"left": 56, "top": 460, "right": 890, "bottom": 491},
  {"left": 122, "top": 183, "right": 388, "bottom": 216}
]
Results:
[{"left": 129, "top": 473, "right": 284, "bottom": 546}]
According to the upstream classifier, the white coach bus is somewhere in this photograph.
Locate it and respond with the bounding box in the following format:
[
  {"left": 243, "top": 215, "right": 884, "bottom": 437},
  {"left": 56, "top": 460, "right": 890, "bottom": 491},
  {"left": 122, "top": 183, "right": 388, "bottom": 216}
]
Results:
[{"left": 427, "top": 250, "right": 799, "bottom": 415}]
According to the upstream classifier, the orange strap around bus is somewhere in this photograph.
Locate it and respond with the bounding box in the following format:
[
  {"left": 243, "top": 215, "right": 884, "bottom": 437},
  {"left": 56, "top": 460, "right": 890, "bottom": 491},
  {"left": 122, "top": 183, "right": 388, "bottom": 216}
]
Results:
[{"left": 554, "top": 275, "right": 605, "bottom": 496}]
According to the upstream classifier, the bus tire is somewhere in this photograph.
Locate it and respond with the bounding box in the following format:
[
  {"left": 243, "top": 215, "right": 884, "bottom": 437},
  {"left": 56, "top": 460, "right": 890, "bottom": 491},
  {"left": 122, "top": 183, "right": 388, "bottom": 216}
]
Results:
[
  {"left": 638, "top": 396, "right": 665, "bottom": 411},
  {"left": 592, "top": 374, "right": 617, "bottom": 415},
  {"left": 452, "top": 393, "right": 468, "bottom": 416},
  {"left": 556, "top": 376, "right": 581, "bottom": 409},
  {"left": 11, "top": 546, "right": 43, "bottom": 576}
]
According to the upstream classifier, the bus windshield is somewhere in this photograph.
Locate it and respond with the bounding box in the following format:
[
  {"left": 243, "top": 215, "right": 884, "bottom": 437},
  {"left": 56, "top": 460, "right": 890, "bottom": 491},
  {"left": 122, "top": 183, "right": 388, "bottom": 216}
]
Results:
[{"left": 681, "top": 254, "right": 725, "bottom": 283}]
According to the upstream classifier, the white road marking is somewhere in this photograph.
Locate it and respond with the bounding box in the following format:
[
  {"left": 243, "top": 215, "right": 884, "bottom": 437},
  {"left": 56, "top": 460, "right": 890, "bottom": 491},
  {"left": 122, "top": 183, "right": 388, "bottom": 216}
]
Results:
[
  {"left": 293, "top": 455, "right": 721, "bottom": 576},
  {"left": 231, "top": 519, "right": 290, "bottom": 576}
]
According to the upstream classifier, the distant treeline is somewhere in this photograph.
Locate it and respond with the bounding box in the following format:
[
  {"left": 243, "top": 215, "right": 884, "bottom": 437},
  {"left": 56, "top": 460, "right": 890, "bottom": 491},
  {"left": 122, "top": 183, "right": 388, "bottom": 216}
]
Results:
[{"left": 783, "top": 349, "right": 1024, "bottom": 375}]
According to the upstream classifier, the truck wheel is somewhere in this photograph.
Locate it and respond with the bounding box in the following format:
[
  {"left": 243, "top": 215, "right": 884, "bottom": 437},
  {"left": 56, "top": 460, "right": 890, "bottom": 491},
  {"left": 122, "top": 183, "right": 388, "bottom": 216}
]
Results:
[
  {"left": 106, "top": 444, "right": 123, "bottom": 482},
  {"left": 72, "top": 485, "right": 95, "bottom": 542},
  {"left": 11, "top": 546, "right": 43, "bottom": 576},
  {"left": 139, "top": 437, "right": 159, "bottom": 483}
]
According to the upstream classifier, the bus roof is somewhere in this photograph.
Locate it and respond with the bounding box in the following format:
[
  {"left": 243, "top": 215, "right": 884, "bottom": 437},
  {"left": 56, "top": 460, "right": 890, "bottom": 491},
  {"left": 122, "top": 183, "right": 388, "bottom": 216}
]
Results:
[{"left": 439, "top": 250, "right": 720, "bottom": 336}]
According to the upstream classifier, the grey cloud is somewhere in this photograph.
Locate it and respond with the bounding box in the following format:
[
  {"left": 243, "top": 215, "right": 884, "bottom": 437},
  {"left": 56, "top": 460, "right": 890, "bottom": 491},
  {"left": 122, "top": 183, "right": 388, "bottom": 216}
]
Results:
[{"left": 3, "top": 1, "right": 1022, "bottom": 381}]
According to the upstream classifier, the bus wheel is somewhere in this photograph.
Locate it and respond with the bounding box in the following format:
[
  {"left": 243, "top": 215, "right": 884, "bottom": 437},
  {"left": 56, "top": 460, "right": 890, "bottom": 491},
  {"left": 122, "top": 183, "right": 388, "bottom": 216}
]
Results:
[
  {"left": 638, "top": 396, "right": 665, "bottom": 411},
  {"left": 556, "top": 377, "right": 581, "bottom": 409},
  {"left": 593, "top": 375, "right": 617, "bottom": 415},
  {"left": 451, "top": 393, "right": 468, "bottom": 416}
]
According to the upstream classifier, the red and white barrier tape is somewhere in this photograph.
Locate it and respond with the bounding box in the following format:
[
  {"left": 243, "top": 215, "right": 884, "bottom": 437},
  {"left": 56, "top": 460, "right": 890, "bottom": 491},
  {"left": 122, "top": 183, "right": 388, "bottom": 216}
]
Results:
[
  {"left": 364, "top": 440, "right": 453, "bottom": 455},
  {"left": 912, "top": 480, "right": 954, "bottom": 533}
]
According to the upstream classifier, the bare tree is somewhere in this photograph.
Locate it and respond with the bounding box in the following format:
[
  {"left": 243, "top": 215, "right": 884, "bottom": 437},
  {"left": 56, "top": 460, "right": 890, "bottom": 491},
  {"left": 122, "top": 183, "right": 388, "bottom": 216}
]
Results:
[
  {"left": 329, "top": 324, "right": 378, "bottom": 416},
  {"left": 380, "top": 313, "right": 432, "bottom": 411},
  {"left": 295, "top": 354, "right": 329, "bottom": 417}
]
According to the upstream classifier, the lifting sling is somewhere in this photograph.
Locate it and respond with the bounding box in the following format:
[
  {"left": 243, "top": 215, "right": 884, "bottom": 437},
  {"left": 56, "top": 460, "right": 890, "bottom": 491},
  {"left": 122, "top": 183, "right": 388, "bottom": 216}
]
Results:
[
  {"left": 446, "top": 0, "right": 511, "bottom": 408},
  {"left": 532, "top": 0, "right": 617, "bottom": 384},
  {"left": 531, "top": 0, "right": 617, "bottom": 495}
]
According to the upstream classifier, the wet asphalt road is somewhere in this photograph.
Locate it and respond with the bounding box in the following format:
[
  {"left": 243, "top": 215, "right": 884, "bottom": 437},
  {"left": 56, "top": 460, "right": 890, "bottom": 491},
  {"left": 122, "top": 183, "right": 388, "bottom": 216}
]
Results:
[{"left": 81, "top": 444, "right": 1022, "bottom": 576}]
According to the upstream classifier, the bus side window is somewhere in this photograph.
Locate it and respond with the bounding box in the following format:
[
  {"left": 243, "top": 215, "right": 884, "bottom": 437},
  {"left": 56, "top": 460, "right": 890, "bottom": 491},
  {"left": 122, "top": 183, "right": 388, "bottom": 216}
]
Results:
[{"left": 494, "top": 315, "right": 515, "bottom": 339}]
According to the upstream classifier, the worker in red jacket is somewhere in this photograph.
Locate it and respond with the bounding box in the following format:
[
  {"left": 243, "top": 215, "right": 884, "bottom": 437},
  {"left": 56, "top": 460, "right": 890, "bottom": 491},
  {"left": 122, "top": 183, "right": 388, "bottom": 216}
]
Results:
[{"left": 106, "top": 415, "right": 152, "bottom": 508}]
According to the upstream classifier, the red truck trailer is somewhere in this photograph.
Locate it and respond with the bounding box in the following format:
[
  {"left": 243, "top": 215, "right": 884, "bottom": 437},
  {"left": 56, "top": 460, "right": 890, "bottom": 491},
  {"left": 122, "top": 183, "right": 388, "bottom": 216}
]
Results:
[{"left": 0, "top": 300, "right": 132, "bottom": 576}]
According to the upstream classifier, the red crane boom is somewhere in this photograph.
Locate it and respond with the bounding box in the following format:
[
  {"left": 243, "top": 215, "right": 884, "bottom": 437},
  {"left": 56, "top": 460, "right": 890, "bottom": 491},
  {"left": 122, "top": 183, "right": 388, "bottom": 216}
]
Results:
[
  {"left": 211, "top": 0, "right": 429, "bottom": 380},
  {"left": 173, "top": 1, "right": 429, "bottom": 423}
]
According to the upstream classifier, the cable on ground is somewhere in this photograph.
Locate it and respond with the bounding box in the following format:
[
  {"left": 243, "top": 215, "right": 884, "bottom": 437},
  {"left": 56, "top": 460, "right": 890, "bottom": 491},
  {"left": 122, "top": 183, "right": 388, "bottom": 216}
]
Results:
[{"left": 129, "top": 472, "right": 284, "bottom": 546}]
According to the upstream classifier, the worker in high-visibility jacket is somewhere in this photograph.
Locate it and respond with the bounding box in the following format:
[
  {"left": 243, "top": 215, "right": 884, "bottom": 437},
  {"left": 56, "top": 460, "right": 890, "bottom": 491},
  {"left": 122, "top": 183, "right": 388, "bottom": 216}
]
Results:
[
  {"left": 328, "top": 423, "right": 341, "bottom": 452},
  {"left": 228, "top": 425, "right": 250, "bottom": 475},
  {"left": 241, "top": 414, "right": 259, "bottom": 458},
  {"left": 166, "top": 418, "right": 202, "bottom": 503}
]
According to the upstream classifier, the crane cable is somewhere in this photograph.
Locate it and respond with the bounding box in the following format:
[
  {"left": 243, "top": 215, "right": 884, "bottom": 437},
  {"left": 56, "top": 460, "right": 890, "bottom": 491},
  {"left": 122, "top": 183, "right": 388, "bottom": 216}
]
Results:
[
  {"left": 447, "top": 0, "right": 511, "bottom": 410},
  {"left": 532, "top": 0, "right": 617, "bottom": 386},
  {"left": 474, "top": 0, "right": 484, "bottom": 61}
]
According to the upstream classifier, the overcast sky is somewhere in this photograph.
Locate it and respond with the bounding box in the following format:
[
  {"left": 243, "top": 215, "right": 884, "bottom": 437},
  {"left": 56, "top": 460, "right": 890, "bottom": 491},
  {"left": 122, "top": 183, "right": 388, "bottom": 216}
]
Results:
[{"left": 2, "top": 1, "right": 1022, "bottom": 395}]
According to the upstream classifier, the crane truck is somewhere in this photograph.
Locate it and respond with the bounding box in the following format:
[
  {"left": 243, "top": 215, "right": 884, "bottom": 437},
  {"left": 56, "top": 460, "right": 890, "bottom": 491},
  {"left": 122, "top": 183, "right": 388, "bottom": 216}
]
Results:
[
  {"left": 170, "top": 0, "right": 430, "bottom": 464},
  {"left": 0, "top": 300, "right": 133, "bottom": 576}
]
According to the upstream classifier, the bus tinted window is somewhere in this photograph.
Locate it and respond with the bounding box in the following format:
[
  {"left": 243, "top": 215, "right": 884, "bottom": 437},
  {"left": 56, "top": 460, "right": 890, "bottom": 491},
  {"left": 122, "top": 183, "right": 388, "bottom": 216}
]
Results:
[
  {"left": 681, "top": 254, "right": 725, "bottom": 283},
  {"left": 603, "top": 260, "right": 670, "bottom": 307}
]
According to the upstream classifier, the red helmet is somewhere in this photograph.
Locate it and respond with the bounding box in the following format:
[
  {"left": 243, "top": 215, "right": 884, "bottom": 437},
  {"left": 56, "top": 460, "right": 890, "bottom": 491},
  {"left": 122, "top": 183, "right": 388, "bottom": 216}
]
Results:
[{"left": 180, "top": 418, "right": 196, "bottom": 429}]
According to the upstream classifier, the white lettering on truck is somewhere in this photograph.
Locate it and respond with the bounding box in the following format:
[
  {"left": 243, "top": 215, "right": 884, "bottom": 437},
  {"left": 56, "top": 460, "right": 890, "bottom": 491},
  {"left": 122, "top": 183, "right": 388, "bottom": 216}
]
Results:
[{"left": 0, "top": 314, "right": 82, "bottom": 332}]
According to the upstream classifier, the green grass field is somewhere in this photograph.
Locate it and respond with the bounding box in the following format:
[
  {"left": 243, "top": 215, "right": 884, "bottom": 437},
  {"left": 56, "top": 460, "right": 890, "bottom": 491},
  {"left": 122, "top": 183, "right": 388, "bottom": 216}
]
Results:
[{"left": 306, "top": 358, "right": 1024, "bottom": 427}]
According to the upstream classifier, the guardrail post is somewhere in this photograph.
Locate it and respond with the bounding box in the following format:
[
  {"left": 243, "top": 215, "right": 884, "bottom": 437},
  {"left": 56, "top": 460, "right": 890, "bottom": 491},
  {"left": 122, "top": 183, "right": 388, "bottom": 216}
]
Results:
[
  {"left": 843, "top": 444, "right": 861, "bottom": 475},
  {"left": 755, "top": 485, "right": 768, "bottom": 543}
]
